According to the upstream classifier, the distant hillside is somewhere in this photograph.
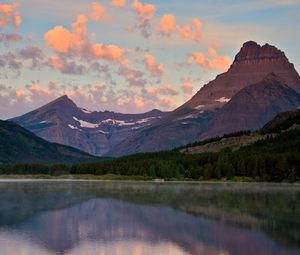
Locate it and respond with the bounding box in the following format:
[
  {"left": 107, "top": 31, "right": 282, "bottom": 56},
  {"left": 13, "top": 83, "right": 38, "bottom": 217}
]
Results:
[
  {"left": 0, "top": 120, "right": 101, "bottom": 164},
  {"left": 179, "top": 109, "right": 300, "bottom": 155},
  {"left": 262, "top": 109, "right": 300, "bottom": 133}
]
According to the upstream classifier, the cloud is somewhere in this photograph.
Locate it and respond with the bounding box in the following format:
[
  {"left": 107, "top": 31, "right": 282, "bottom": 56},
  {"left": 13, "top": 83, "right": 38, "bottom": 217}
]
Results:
[
  {"left": 48, "top": 55, "right": 85, "bottom": 75},
  {"left": 19, "top": 45, "right": 45, "bottom": 69},
  {"left": 156, "top": 14, "right": 203, "bottom": 43},
  {"left": 207, "top": 47, "right": 232, "bottom": 71},
  {"left": 90, "top": 2, "right": 108, "bottom": 21},
  {"left": 176, "top": 18, "right": 203, "bottom": 43},
  {"left": 91, "top": 43, "right": 126, "bottom": 61},
  {"left": 158, "top": 84, "right": 178, "bottom": 96},
  {"left": 181, "top": 82, "right": 193, "bottom": 100},
  {"left": 143, "top": 53, "right": 164, "bottom": 77},
  {"left": 44, "top": 15, "right": 127, "bottom": 65},
  {"left": 0, "top": 52, "right": 22, "bottom": 71},
  {"left": 111, "top": 0, "right": 126, "bottom": 8},
  {"left": 0, "top": 3, "right": 22, "bottom": 29},
  {"left": 159, "top": 14, "right": 176, "bottom": 36},
  {"left": 146, "top": 83, "right": 178, "bottom": 96},
  {"left": 0, "top": 33, "right": 22, "bottom": 43},
  {"left": 134, "top": 97, "right": 145, "bottom": 108},
  {"left": 44, "top": 26, "right": 78, "bottom": 53},
  {"left": 131, "top": 0, "right": 156, "bottom": 38},
  {"left": 27, "top": 83, "right": 50, "bottom": 95},
  {"left": 44, "top": 14, "right": 87, "bottom": 53},
  {"left": 188, "top": 47, "right": 232, "bottom": 71},
  {"left": 117, "top": 63, "right": 147, "bottom": 87}
]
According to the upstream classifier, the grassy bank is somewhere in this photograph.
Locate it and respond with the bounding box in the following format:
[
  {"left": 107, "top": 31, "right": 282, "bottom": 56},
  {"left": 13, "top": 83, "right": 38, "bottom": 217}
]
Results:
[{"left": 0, "top": 174, "right": 299, "bottom": 183}]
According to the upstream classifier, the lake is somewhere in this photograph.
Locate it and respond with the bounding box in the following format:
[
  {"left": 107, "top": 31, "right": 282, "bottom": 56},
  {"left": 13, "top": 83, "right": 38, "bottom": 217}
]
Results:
[{"left": 0, "top": 180, "right": 299, "bottom": 255}]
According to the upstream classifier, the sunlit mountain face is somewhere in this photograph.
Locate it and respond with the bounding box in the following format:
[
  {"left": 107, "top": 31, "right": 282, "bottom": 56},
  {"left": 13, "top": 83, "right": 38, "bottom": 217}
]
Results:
[{"left": 0, "top": 181, "right": 299, "bottom": 255}]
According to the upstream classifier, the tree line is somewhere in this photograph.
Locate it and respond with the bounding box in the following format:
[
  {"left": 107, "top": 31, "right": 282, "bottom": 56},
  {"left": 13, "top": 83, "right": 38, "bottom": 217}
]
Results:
[{"left": 0, "top": 129, "right": 299, "bottom": 182}]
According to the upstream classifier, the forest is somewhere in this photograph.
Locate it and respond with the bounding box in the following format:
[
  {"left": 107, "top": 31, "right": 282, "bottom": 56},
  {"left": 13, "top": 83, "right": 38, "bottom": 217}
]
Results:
[{"left": 0, "top": 128, "right": 299, "bottom": 182}]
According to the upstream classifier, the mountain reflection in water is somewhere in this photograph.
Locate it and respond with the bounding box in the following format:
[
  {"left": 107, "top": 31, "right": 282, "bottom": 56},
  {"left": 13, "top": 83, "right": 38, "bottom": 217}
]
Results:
[{"left": 0, "top": 181, "right": 299, "bottom": 255}]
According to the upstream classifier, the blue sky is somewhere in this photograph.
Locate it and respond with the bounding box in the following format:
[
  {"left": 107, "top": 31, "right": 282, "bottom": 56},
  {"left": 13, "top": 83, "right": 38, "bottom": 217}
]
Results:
[{"left": 0, "top": 0, "right": 300, "bottom": 118}]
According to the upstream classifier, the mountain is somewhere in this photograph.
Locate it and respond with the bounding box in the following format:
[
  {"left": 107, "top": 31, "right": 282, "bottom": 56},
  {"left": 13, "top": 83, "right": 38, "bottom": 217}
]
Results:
[
  {"left": 11, "top": 96, "right": 167, "bottom": 156},
  {"left": 262, "top": 109, "right": 300, "bottom": 133},
  {"left": 109, "top": 41, "right": 300, "bottom": 156},
  {"left": 0, "top": 120, "right": 99, "bottom": 164},
  {"left": 181, "top": 41, "right": 300, "bottom": 111},
  {"left": 200, "top": 73, "right": 300, "bottom": 139},
  {"left": 180, "top": 108, "right": 300, "bottom": 155}
]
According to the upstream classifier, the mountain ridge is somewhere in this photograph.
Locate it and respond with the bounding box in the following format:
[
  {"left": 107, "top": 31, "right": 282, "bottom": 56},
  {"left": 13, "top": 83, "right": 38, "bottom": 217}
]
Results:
[{"left": 11, "top": 95, "right": 168, "bottom": 156}]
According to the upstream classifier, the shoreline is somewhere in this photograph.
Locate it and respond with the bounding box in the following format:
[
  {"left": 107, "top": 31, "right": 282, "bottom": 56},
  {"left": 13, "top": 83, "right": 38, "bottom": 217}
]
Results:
[{"left": 0, "top": 174, "right": 298, "bottom": 185}]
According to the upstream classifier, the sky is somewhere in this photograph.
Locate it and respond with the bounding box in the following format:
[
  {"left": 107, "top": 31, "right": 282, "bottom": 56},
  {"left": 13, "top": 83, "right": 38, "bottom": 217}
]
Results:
[{"left": 0, "top": 0, "right": 300, "bottom": 119}]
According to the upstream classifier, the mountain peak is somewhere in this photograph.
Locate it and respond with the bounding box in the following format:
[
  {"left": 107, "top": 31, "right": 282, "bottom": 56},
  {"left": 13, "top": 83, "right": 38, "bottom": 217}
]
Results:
[
  {"left": 45, "top": 95, "right": 78, "bottom": 110},
  {"left": 233, "top": 41, "right": 287, "bottom": 64}
]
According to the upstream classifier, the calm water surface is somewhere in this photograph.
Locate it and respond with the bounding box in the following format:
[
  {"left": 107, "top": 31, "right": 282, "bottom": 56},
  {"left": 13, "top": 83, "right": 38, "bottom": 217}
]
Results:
[{"left": 0, "top": 180, "right": 299, "bottom": 255}]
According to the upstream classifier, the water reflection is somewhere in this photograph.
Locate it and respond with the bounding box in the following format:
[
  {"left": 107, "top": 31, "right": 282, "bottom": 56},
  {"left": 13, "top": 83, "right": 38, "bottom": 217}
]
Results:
[{"left": 0, "top": 181, "right": 299, "bottom": 255}]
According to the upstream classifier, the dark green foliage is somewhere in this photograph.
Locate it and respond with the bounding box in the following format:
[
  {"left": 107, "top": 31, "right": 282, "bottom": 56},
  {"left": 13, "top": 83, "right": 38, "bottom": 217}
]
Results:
[
  {"left": 262, "top": 109, "right": 300, "bottom": 134},
  {"left": 1, "top": 128, "right": 299, "bottom": 181}
]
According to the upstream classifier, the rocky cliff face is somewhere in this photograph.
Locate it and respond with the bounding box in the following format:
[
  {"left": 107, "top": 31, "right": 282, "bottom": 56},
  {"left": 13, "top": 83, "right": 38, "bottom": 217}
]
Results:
[
  {"left": 181, "top": 41, "right": 300, "bottom": 111},
  {"left": 11, "top": 96, "right": 167, "bottom": 156},
  {"left": 200, "top": 73, "right": 300, "bottom": 139},
  {"left": 109, "top": 41, "right": 300, "bottom": 156}
]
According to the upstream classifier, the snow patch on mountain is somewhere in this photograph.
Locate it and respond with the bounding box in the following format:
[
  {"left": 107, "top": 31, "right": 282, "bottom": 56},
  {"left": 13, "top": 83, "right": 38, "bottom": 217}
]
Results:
[
  {"left": 73, "top": 117, "right": 99, "bottom": 128},
  {"left": 81, "top": 108, "right": 92, "bottom": 114},
  {"left": 97, "top": 130, "right": 110, "bottom": 134},
  {"left": 68, "top": 124, "right": 81, "bottom": 131},
  {"left": 215, "top": 97, "right": 231, "bottom": 103},
  {"left": 194, "top": 105, "right": 205, "bottom": 110}
]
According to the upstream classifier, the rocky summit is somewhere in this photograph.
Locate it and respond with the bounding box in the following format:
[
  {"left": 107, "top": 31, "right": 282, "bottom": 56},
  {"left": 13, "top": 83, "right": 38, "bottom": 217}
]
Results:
[{"left": 181, "top": 41, "right": 300, "bottom": 111}]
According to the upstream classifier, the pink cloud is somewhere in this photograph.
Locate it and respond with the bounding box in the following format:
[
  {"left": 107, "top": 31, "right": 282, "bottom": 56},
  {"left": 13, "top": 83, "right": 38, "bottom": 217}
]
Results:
[
  {"left": 143, "top": 53, "right": 164, "bottom": 77},
  {"left": 188, "top": 47, "right": 232, "bottom": 71},
  {"left": 91, "top": 44, "right": 125, "bottom": 61},
  {"left": 27, "top": 84, "right": 50, "bottom": 95},
  {"left": 44, "top": 14, "right": 128, "bottom": 71},
  {"left": 159, "top": 14, "right": 176, "bottom": 36},
  {"left": 44, "top": 26, "right": 78, "bottom": 53},
  {"left": 134, "top": 97, "right": 145, "bottom": 108},
  {"left": 146, "top": 86, "right": 157, "bottom": 95},
  {"left": 111, "top": 0, "right": 126, "bottom": 7},
  {"left": 49, "top": 55, "right": 64, "bottom": 70},
  {"left": 132, "top": 0, "right": 155, "bottom": 20},
  {"left": 131, "top": 0, "right": 156, "bottom": 37},
  {"left": 0, "top": 3, "right": 22, "bottom": 29},
  {"left": 177, "top": 18, "right": 203, "bottom": 43},
  {"left": 44, "top": 14, "right": 88, "bottom": 53},
  {"left": 90, "top": 2, "right": 108, "bottom": 21},
  {"left": 207, "top": 47, "right": 232, "bottom": 71},
  {"left": 181, "top": 82, "right": 194, "bottom": 100}
]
